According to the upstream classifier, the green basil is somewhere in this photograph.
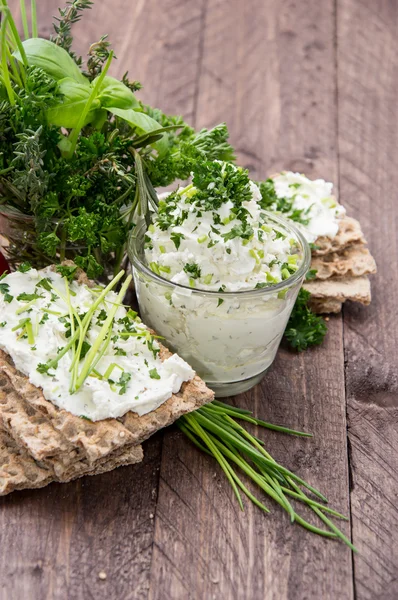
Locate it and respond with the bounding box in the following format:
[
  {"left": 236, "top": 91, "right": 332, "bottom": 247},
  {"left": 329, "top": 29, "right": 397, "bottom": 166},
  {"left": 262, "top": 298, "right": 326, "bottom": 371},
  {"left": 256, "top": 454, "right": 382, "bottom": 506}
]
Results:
[
  {"left": 106, "top": 106, "right": 169, "bottom": 155},
  {"left": 94, "top": 75, "right": 139, "bottom": 110},
  {"left": 47, "top": 78, "right": 100, "bottom": 128},
  {"left": 14, "top": 38, "right": 88, "bottom": 85}
]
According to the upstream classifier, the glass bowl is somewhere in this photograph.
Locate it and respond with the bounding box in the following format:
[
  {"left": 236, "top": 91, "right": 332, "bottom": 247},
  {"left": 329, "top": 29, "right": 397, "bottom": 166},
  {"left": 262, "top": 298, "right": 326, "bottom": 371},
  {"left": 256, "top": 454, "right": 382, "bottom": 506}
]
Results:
[{"left": 128, "top": 213, "right": 311, "bottom": 397}]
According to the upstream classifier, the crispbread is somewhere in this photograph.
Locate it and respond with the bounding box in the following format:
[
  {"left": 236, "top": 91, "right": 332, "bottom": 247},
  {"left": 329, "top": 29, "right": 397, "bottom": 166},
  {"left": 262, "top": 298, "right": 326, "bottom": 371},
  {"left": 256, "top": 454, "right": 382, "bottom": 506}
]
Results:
[
  {"left": 308, "top": 298, "right": 343, "bottom": 314},
  {"left": 0, "top": 350, "right": 138, "bottom": 475},
  {"left": 303, "top": 274, "right": 371, "bottom": 305},
  {"left": 0, "top": 346, "right": 212, "bottom": 478},
  {"left": 0, "top": 420, "right": 143, "bottom": 496},
  {"left": 311, "top": 244, "right": 377, "bottom": 280},
  {"left": 0, "top": 266, "right": 213, "bottom": 494},
  {"left": 313, "top": 217, "right": 366, "bottom": 256}
]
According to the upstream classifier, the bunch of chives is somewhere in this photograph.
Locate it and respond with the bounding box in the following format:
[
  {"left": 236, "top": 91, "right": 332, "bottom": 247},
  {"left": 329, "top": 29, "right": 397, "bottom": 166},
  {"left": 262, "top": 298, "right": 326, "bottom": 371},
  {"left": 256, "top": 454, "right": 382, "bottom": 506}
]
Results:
[{"left": 178, "top": 400, "right": 355, "bottom": 550}]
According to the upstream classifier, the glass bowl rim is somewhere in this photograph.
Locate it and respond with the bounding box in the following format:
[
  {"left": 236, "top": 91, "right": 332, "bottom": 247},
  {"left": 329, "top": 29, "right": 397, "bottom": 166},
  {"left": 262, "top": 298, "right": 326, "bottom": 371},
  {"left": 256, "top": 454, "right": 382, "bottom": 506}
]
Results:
[{"left": 128, "top": 210, "right": 311, "bottom": 299}]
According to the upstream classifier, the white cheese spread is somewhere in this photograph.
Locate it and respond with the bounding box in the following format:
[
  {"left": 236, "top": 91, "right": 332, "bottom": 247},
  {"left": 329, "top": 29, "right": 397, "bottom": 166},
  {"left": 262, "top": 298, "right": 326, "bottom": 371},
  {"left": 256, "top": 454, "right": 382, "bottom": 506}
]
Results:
[
  {"left": 132, "top": 161, "right": 309, "bottom": 390},
  {"left": 271, "top": 171, "right": 346, "bottom": 242},
  {"left": 0, "top": 267, "right": 194, "bottom": 420}
]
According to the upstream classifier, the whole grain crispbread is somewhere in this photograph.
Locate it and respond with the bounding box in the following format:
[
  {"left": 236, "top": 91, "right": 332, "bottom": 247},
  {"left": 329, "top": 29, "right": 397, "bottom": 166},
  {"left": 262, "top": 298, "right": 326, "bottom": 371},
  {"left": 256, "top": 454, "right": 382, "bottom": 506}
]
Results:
[
  {"left": 0, "top": 350, "right": 138, "bottom": 474},
  {"left": 308, "top": 298, "right": 343, "bottom": 314},
  {"left": 0, "top": 266, "right": 213, "bottom": 494},
  {"left": 0, "top": 420, "right": 143, "bottom": 496},
  {"left": 313, "top": 217, "right": 366, "bottom": 256},
  {"left": 311, "top": 244, "right": 377, "bottom": 280},
  {"left": 303, "top": 274, "right": 371, "bottom": 305}
]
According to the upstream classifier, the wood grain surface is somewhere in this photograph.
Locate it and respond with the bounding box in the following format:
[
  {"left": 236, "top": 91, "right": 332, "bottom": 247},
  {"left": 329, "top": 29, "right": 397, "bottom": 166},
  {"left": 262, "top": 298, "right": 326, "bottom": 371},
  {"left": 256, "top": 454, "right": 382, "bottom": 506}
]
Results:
[{"left": 1, "top": 1, "right": 396, "bottom": 599}]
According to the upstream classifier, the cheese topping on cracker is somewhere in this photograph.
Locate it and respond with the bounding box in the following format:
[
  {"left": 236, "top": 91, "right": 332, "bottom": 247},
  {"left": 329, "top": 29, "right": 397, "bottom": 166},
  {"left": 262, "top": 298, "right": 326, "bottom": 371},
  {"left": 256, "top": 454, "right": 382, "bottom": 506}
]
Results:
[{"left": 0, "top": 267, "right": 194, "bottom": 421}]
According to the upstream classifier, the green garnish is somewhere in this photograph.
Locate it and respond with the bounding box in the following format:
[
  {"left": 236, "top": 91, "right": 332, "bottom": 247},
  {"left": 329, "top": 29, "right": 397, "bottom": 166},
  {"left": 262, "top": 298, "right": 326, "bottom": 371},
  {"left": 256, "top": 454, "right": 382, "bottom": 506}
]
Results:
[
  {"left": 36, "top": 278, "right": 52, "bottom": 292},
  {"left": 149, "top": 368, "right": 160, "bottom": 380},
  {"left": 17, "top": 263, "right": 32, "bottom": 272},
  {"left": 170, "top": 232, "right": 185, "bottom": 250},
  {"left": 114, "top": 347, "right": 127, "bottom": 356},
  {"left": 183, "top": 263, "right": 201, "bottom": 279},
  {"left": 178, "top": 401, "right": 355, "bottom": 550},
  {"left": 0, "top": 283, "right": 13, "bottom": 303},
  {"left": 117, "top": 371, "right": 132, "bottom": 394},
  {"left": 305, "top": 269, "right": 317, "bottom": 281},
  {"left": 284, "top": 289, "right": 327, "bottom": 351},
  {"left": 16, "top": 292, "right": 42, "bottom": 302},
  {"left": 56, "top": 265, "right": 78, "bottom": 282},
  {"left": 12, "top": 318, "right": 35, "bottom": 345},
  {"left": 258, "top": 179, "right": 310, "bottom": 226},
  {"left": 96, "top": 309, "right": 107, "bottom": 324},
  {"left": 0, "top": 322, "right": 6, "bottom": 327}
]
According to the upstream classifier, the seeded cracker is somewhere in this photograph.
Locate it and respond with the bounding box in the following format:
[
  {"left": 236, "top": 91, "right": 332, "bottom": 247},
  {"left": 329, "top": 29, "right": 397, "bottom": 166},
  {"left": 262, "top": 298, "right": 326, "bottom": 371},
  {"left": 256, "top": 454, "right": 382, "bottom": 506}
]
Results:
[
  {"left": 311, "top": 244, "right": 377, "bottom": 280},
  {"left": 0, "top": 268, "right": 213, "bottom": 495}
]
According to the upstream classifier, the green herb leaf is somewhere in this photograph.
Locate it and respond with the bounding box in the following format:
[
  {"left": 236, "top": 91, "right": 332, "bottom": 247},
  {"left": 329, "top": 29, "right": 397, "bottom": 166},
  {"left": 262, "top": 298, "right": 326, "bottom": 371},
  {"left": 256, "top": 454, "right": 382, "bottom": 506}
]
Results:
[
  {"left": 149, "top": 367, "right": 160, "bottom": 380},
  {"left": 284, "top": 289, "right": 327, "bottom": 351},
  {"left": 14, "top": 38, "right": 89, "bottom": 84},
  {"left": 17, "top": 263, "right": 32, "bottom": 273},
  {"left": 117, "top": 371, "right": 132, "bottom": 394},
  {"left": 16, "top": 292, "right": 42, "bottom": 302},
  {"left": 56, "top": 265, "right": 78, "bottom": 282}
]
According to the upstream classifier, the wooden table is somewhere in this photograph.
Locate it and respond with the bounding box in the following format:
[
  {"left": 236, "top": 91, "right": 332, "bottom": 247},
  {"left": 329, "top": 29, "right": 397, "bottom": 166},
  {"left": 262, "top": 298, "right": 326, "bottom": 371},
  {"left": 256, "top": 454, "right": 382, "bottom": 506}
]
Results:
[{"left": 1, "top": 1, "right": 397, "bottom": 598}]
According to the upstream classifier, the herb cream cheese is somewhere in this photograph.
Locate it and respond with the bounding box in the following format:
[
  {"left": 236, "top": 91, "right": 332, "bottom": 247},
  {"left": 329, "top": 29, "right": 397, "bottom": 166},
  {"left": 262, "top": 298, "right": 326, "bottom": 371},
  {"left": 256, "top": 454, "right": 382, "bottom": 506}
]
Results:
[
  {"left": 132, "top": 161, "right": 310, "bottom": 394},
  {"left": 0, "top": 267, "right": 194, "bottom": 420}
]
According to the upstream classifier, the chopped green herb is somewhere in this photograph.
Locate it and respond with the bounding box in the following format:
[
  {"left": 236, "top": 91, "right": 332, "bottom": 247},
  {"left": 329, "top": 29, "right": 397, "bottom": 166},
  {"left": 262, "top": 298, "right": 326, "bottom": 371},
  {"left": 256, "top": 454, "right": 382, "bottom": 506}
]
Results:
[
  {"left": 149, "top": 367, "right": 161, "bottom": 379},
  {"left": 79, "top": 341, "right": 91, "bottom": 361},
  {"left": 170, "top": 232, "right": 185, "bottom": 250},
  {"left": 36, "top": 278, "right": 52, "bottom": 292},
  {"left": 114, "top": 347, "right": 127, "bottom": 356},
  {"left": 284, "top": 289, "right": 327, "bottom": 351},
  {"left": 305, "top": 269, "right": 317, "bottom": 281},
  {"left": 56, "top": 265, "right": 78, "bottom": 282},
  {"left": 96, "top": 309, "right": 107, "bottom": 324},
  {"left": 17, "top": 263, "right": 32, "bottom": 273},
  {"left": 183, "top": 263, "right": 201, "bottom": 279},
  {"left": 16, "top": 292, "right": 42, "bottom": 302},
  {"left": 117, "top": 371, "right": 132, "bottom": 394}
]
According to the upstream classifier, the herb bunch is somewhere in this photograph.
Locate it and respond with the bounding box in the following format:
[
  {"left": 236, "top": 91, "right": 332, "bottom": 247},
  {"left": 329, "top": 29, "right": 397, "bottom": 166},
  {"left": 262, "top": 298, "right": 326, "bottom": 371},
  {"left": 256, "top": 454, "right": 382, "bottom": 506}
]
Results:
[
  {"left": 0, "top": 0, "right": 234, "bottom": 278},
  {"left": 178, "top": 400, "right": 355, "bottom": 549}
]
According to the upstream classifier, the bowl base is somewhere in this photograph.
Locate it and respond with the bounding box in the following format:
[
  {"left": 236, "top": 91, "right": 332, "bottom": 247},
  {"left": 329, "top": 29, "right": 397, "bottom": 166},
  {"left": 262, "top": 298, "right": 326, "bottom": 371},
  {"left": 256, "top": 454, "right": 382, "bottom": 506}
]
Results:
[{"left": 205, "top": 368, "right": 268, "bottom": 398}]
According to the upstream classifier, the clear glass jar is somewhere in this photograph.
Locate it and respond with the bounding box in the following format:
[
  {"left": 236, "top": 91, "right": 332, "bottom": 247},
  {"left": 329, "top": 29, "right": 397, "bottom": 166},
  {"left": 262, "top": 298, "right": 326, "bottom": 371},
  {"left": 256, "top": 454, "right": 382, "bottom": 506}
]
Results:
[{"left": 129, "top": 213, "right": 311, "bottom": 397}]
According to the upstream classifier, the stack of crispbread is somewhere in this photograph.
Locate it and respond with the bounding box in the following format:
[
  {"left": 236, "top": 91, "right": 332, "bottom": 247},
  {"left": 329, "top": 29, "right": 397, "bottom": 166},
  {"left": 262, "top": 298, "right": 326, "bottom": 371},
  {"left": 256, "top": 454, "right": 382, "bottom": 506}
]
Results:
[
  {"left": 0, "top": 320, "right": 213, "bottom": 497},
  {"left": 303, "top": 215, "right": 377, "bottom": 313}
]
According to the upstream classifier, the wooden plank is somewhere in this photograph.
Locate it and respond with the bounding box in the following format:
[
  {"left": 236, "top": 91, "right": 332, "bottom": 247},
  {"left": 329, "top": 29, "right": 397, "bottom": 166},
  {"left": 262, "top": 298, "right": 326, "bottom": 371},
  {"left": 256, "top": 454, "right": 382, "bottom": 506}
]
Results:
[
  {"left": 1, "top": 2, "right": 204, "bottom": 599},
  {"left": 148, "top": 1, "right": 354, "bottom": 599},
  {"left": 0, "top": 436, "right": 162, "bottom": 600},
  {"left": 337, "top": 1, "right": 398, "bottom": 598}
]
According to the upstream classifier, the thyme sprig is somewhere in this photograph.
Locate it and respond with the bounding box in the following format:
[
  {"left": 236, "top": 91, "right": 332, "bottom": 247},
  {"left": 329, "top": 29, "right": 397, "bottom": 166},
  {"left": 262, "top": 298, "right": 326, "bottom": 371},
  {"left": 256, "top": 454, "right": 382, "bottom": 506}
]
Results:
[{"left": 178, "top": 400, "right": 355, "bottom": 550}]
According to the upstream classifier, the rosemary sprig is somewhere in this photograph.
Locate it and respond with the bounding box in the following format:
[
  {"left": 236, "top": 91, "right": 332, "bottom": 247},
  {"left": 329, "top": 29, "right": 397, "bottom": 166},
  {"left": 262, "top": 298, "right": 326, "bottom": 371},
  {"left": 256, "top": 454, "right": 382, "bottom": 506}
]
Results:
[{"left": 178, "top": 401, "right": 355, "bottom": 550}]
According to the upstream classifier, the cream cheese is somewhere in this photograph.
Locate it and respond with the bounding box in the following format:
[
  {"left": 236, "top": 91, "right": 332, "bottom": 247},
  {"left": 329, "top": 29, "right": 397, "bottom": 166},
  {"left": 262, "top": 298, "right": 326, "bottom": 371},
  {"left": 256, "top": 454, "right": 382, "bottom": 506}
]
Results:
[
  {"left": 271, "top": 172, "right": 346, "bottom": 242},
  {"left": 145, "top": 164, "right": 303, "bottom": 293},
  {"left": 0, "top": 267, "right": 194, "bottom": 420},
  {"left": 132, "top": 161, "right": 308, "bottom": 391}
]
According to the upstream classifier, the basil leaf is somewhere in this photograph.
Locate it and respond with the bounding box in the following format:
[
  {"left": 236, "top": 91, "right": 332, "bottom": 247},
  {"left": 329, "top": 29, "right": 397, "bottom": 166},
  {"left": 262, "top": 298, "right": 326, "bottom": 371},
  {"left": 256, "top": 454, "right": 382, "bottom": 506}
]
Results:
[
  {"left": 14, "top": 38, "right": 88, "bottom": 85},
  {"left": 93, "top": 75, "right": 139, "bottom": 110},
  {"left": 47, "top": 78, "right": 101, "bottom": 128},
  {"left": 106, "top": 107, "right": 169, "bottom": 156}
]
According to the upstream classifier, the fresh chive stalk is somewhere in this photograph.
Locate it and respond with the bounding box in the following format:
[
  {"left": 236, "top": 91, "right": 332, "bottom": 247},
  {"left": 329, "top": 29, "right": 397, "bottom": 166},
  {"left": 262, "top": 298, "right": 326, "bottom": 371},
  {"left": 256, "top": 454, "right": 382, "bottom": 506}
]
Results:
[
  {"left": 74, "top": 274, "right": 132, "bottom": 390},
  {"left": 30, "top": 0, "right": 37, "bottom": 37},
  {"left": 178, "top": 401, "right": 356, "bottom": 550},
  {"left": 19, "top": 0, "right": 29, "bottom": 38}
]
